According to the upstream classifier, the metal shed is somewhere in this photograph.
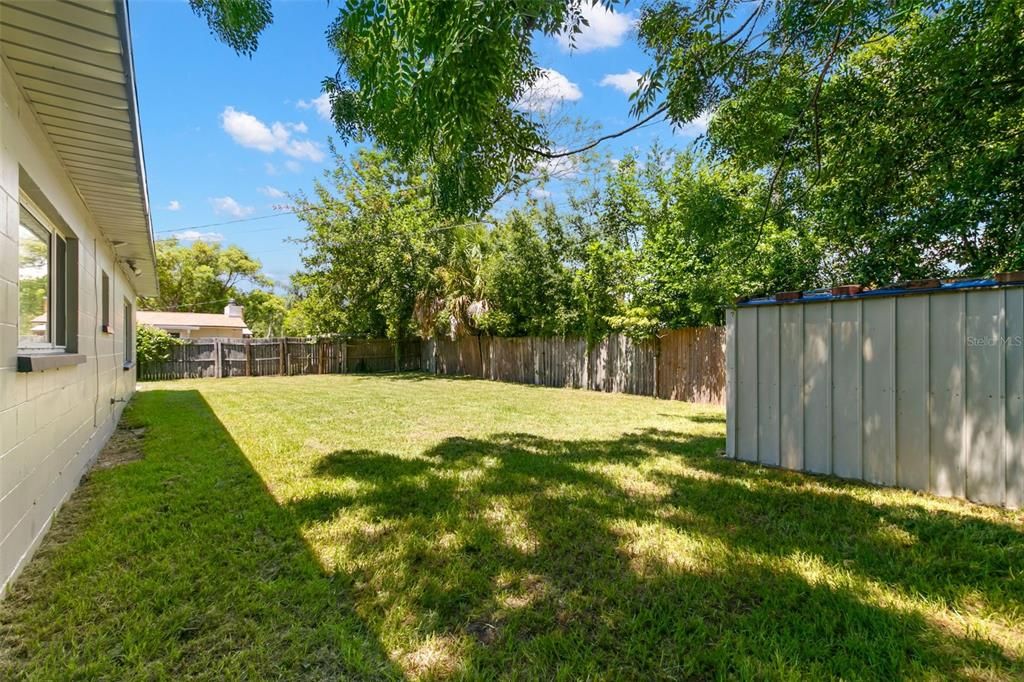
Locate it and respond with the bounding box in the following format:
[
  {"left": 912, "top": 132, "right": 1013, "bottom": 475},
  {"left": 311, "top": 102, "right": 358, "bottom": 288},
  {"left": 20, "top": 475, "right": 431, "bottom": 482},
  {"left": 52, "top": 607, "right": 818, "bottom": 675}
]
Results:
[{"left": 725, "top": 278, "right": 1024, "bottom": 508}]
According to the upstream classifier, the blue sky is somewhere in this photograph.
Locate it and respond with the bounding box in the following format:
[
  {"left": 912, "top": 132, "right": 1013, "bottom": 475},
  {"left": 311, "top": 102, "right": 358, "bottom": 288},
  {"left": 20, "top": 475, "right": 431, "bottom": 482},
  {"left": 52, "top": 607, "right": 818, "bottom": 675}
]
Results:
[{"left": 130, "top": 1, "right": 702, "bottom": 288}]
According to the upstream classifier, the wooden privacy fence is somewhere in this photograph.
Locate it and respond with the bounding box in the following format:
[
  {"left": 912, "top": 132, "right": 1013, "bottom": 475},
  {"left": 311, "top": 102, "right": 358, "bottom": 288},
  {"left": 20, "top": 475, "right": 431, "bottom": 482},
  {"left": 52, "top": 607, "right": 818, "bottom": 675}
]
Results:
[
  {"left": 422, "top": 327, "right": 726, "bottom": 405},
  {"left": 139, "top": 337, "right": 421, "bottom": 381},
  {"left": 140, "top": 329, "right": 725, "bottom": 405}
]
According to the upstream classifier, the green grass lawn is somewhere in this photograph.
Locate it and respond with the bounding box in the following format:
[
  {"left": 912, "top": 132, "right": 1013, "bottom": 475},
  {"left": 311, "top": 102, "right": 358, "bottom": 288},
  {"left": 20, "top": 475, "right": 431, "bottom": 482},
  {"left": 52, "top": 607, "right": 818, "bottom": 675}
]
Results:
[{"left": 1, "top": 374, "right": 1022, "bottom": 680}]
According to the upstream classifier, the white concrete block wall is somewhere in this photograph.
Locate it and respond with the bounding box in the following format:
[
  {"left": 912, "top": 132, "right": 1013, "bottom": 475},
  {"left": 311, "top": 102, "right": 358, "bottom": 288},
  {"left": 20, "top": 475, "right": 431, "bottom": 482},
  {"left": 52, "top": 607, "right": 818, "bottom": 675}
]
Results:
[{"left": 0, "top": 60, "right": 139, "bottom": 594}]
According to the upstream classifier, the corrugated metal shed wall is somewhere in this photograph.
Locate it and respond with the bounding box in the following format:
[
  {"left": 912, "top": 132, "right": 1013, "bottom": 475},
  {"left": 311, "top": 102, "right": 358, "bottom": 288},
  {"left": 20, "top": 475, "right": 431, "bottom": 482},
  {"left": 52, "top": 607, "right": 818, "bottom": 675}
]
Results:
[{"left": 726, "top": 287, "right": 1024, "bottom": 507}]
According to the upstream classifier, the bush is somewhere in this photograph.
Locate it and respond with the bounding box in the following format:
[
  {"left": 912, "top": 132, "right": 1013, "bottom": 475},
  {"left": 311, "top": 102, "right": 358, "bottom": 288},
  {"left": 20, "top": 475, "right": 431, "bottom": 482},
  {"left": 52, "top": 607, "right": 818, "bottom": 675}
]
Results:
[{"left": 136, "top": 324, "right": 183, "bottom": 365}]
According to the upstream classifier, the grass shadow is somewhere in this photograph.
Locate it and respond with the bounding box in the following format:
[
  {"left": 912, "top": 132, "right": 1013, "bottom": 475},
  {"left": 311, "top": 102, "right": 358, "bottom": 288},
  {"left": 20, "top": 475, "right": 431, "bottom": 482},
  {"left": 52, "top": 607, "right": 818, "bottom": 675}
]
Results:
[
  {"left": 0, "top": 390, "right": 402, "bottom": 680},
  {"left": 292, "top": 429, "right": 1022, "bottom": 679},
  {"left": 658, "top": 412, "right": 727, "bottom": 424},
  {"left": 3, "top": 386, "right": 1021, "bottom": 679}
]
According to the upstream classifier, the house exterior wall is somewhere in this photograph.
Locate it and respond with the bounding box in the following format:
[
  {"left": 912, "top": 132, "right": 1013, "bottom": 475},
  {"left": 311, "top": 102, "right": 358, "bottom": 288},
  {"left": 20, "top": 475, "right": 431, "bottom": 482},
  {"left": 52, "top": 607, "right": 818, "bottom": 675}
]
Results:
[
  {"left": 0, "top": 60, "right": 139, "bottom": 594},
  {"left": 178, "top": 326, "right": 245, "bottom": 340},
  {"left": 725, "top": 286, "right": 1024, "bottom": 508}
]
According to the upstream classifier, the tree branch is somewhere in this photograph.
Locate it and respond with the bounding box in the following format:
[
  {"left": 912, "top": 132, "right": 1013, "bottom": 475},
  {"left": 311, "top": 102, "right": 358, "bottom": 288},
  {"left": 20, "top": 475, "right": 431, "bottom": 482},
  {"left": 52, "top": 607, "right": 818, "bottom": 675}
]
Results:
[{"left": 525, "top": 103, "right": 670, "bottom": 159}]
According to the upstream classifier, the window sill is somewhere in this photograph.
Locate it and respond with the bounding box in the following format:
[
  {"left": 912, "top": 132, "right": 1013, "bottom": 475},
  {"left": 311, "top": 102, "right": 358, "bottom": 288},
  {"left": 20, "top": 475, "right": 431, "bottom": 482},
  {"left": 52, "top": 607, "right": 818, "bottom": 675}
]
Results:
[{"left": 17, "top": 353, "right": 87, "bottom": 373}]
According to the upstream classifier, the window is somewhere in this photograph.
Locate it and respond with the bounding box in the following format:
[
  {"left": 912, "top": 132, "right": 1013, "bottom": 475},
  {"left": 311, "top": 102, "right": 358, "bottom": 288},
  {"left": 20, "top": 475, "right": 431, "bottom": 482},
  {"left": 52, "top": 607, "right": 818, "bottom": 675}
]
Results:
[
  {"left": 123, "top": 299, "right": 134, "bottom": 366},
  {"left": 101, "top": 271, "right": 111, "bottom": 332},
  {"left": 18, "top": 201, "right": 72, "bottom": 350}
]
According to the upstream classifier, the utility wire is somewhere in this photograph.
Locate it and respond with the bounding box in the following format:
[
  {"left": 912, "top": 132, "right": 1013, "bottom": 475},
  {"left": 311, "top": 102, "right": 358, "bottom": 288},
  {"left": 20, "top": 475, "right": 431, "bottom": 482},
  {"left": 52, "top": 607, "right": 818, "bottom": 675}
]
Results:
[
  {"left": 153, "top": 210, "right": 301, "bottom": 235},
  {"left": 153, "top": 180, "right": 585, "bottom": 237}
]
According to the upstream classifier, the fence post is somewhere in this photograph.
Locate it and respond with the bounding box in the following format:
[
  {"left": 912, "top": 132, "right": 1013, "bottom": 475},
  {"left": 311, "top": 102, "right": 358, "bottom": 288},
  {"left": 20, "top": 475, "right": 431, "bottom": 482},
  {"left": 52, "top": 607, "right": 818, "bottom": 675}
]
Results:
[
  {"left": 244, "top": 339, "right": 251, "bottom": 377},
  {"left": 653, "top": 333, "right": 661, "bottom": 399},
  {"left": 279, "top": 338, "right": 286, "bottom": 376}
]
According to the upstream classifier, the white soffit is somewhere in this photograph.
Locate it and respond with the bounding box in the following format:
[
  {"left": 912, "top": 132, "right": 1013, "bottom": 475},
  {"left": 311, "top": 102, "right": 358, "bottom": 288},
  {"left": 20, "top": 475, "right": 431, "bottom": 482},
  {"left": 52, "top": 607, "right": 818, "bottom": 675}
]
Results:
[{"left": 1, "top": 0, "right": 158, "bottom": 295}]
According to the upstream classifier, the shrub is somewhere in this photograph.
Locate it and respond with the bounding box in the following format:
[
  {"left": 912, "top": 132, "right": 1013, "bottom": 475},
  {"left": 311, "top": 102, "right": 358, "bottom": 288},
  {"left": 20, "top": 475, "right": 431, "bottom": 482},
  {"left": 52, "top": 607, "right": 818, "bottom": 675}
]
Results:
[{"left": 136, "top": 324, "right": 183, "bottom": 365}]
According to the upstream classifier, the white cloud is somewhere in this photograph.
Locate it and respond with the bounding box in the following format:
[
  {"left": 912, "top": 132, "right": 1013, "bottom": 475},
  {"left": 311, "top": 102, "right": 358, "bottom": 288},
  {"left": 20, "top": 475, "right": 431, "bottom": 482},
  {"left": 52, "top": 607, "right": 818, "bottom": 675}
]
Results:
[
  {"left": 535, "top": 151, "right": 577, "bottom": 178},
  {"left": 209, "top": 196, "right": 254, "bottom": 218},
  {"left": 528, "top": 187, "right": 552, "bottom": 200},
  {"left": 259, "top": 185, "right": 286, "bottom": 199},
  {"left": 677, "top": 110, "right": 712, "bottom": 137},
  {"left": 297, "top": 93, "right": 332, "bottom": 121},
  {"left": 281, "top": 139, "right": 321, "bottom": 161},
  {"left": 557, "top": 4, "right": 633, "bottom": 53},
  {"left": 165, "top": 200, "right": 182, "bottom": 211},
  {"left": 600, "top": 69, "right": 643, "bottom": 95},
  {"left": 516, "top": 69, "right": 582, "bottom": 113},
  {"left": 173, "top": 229, "right": 224, "bottom": 243},
  {"left": 284, "top": 160, "right": 302, "bottom": 173},
  {"left": 220, "top": 106, "right": 325, "bottom": 162}
]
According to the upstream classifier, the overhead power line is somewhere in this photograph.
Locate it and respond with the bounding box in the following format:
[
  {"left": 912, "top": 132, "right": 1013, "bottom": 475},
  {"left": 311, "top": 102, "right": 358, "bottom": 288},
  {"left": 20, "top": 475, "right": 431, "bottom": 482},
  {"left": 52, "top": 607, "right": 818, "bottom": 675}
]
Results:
[
  {"left": 154, "top": 193, "right": 579, "bottom": 239},
  {"left": 152, "top": 208, "right": 299, "bottom": 235}
]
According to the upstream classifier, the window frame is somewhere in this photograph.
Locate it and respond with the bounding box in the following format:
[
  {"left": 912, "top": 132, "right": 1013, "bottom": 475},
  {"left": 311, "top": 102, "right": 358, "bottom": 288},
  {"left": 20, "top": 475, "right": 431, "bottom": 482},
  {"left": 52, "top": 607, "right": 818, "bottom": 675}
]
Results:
[
  {"left": 123, "top": 297, "right": 134, "bottom": 368},
  {"left": 17, "top": 196, "right": 70, "bottom": 353},
  {"left": 101, "top": 270, "right": 112, "bottom": 333}
]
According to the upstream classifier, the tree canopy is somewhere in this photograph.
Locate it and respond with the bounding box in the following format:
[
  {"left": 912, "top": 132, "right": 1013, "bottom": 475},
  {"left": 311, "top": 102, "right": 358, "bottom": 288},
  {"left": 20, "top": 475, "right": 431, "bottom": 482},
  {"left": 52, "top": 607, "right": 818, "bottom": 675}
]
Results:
[
  {"left": 288, "top": 147, "right": 448, "bottom": 340},
  {"left": 143, "top": 238, "right": 289, "bottom": 337},
  {"left": 193, "top": 0, "right": 1022, "bottom": 343},
  {"left": 194, "top": 0, "right": 1022, "bottom": 283},
  {"left": 287, "top": 145, "right": 814, "bottom": 339}
]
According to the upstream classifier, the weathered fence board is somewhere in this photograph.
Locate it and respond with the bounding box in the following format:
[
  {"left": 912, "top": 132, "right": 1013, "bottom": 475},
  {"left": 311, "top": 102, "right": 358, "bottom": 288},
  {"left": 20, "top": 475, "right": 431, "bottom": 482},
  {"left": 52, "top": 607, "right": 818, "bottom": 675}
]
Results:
[
  {"left": 140, "top": 338, "right": 422, "bottom": 381},
  {"left": 139, "top": 340, "right": 218, "bottom": 381},
  {"left": 423, "top": 327, "right": 726, "bottom": 404},
  {"left": 346, "top": 338, "right": 420, "bottom": 373},
  {"left": 656, "top": 327, "right": 727, "bottom": 404},
  {"left": 140, "top": 329, "right": 725, "bottom": 405}
]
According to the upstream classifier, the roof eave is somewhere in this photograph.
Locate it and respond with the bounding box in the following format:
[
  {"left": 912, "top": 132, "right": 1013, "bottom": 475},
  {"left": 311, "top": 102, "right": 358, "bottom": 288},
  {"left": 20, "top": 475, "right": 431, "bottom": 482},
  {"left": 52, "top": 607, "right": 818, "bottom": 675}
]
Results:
[{"left": 113, "top": 0, "right": 158, "bottom": 297}]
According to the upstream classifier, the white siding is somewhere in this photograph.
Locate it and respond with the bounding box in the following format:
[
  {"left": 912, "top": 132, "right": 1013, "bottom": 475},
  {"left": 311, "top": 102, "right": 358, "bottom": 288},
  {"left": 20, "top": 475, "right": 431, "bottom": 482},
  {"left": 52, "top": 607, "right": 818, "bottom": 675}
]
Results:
[
  {"left": 831, "top": 301, "right": 862, "bottom": 480},
  {"left": 895, "top": 296, "right": 929, "bottom": 491},
  {"left": 727, "top": 286, "right": 1024, "bottom": 508},
  {"left": 779, "top": 305, "right": 804, "bottom": 470},
  {"left": 735, "top": 310, "right": 758, "bottom": 462},
  {"left": 1006, "top": 289, "right": 1024, "bottom": 508},
  {"left": 929, "top": 293, "right": 965, "bottom": 498},
  {"left": 0, "top": 59, "right": 137, "bottom": 594},
  {"left": 756, "top": 306, "right": 780, "bottom": 467},
  {"left": 965, "top": 290, "right": 1004, "bottom": 505},
  {"left": 802, "top": 304, "right": 831, "bottom": 474},
  {"left": 862, "top": 297, "right": 896, "bottom": 486}
]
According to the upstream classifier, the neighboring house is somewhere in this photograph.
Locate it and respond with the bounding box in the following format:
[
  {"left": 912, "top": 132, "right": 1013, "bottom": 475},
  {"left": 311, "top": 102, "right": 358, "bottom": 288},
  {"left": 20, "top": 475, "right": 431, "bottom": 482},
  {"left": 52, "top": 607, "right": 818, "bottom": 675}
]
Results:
[
  {"left": 1, "top": 1, "right": 157, "bottom": 594},
  {"left": 137, "top": 301, "right": 252, "bottom": 339}
]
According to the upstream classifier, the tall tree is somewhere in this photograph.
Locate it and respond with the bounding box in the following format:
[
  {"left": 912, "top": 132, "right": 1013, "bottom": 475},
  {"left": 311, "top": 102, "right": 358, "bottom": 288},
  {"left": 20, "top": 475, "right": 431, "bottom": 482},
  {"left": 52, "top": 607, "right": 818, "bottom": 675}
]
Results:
[
  {"left": 477, "top": 208, "right": 577, "bottom": 337},
  {"left": 709, "top": 1, "right": 1024, "bottom": 281},
  {"left": 145, "top": 238, "right": 272, "bottom": 312},
  {"left": 195, "top": 0, "right": 1023, "bottom": 279},
  {"left": 145, "top": 238, "right": 288, "bottom": 337},
  {"left": 237, "top": 289, "right": 288, "bottom": 337},
  {"left": 289, "top": 147, "right": 448, "bottom": 339}
]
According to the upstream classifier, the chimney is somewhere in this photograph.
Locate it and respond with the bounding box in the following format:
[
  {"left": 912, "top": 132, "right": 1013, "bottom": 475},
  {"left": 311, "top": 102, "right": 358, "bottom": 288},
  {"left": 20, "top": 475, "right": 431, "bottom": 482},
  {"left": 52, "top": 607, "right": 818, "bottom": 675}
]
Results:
[{"left": 224, "top": 299, "right": 244, "bottom": 319}]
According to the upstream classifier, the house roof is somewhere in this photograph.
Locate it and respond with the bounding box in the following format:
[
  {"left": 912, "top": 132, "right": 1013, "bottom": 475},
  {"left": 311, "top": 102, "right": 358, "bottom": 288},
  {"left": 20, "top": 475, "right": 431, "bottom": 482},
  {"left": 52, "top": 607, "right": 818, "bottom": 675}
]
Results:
[
  {"left": 138, "top": 311, "right": 248, "bottom": 329},
  {"left": 0, "top": 0, "right": 158, "bottom": 295}
]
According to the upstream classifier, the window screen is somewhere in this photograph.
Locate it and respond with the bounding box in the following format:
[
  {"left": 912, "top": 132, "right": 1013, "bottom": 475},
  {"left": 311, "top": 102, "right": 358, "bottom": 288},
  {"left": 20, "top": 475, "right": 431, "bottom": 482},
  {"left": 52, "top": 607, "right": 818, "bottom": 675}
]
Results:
[
  {"left": 124, "top": 299, "right": 134, "bottom": 364},
  {"left": 102, "top": 271, "right": 110, "bottom": 329}
]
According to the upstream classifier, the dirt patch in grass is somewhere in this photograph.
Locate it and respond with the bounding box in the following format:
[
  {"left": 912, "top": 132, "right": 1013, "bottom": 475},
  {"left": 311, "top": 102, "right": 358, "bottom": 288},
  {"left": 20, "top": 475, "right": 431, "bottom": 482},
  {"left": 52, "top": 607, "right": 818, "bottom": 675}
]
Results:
[
  {"left": 466, "top": 617, "right": 503, "bottom": 645},
  {"left": 93, "top": 426, "right": 146, "bottom": 470}
]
